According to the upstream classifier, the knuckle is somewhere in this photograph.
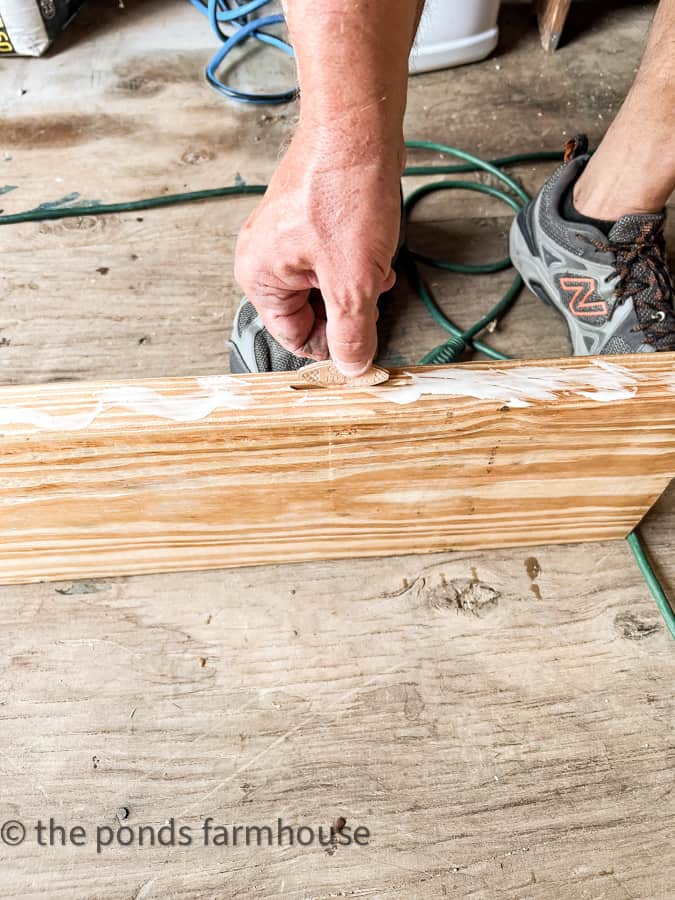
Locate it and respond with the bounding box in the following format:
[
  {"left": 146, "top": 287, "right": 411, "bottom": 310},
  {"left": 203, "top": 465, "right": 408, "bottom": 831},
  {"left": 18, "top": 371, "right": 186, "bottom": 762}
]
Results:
[
  {"left": 331, "top": 336, "right": 370, "bottom": 352},
  {"left": 329, "top": 285, "right": 375, "bottom": 314},
  {"left": 233, "top": 253, "right": 255, "bottom": 289}
]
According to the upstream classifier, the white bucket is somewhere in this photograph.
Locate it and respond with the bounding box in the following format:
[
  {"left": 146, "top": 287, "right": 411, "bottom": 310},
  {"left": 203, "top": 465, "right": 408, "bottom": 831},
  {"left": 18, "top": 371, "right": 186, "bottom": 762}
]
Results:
[{"left": 410, "top": 0, "right": 501, "bottom": 74}]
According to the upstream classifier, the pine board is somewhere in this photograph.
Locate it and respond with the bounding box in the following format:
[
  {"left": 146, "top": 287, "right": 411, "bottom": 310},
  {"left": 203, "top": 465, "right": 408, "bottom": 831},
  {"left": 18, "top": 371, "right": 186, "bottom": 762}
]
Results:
[{"left": 0, "top": 354, "right": 673, "bottom": 585}]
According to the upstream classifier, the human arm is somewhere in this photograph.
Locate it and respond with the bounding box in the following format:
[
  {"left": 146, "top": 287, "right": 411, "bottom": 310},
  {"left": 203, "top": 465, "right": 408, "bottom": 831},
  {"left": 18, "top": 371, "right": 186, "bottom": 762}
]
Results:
[{"left": 234, "top": 0, "right": 423, "bottom": 375}]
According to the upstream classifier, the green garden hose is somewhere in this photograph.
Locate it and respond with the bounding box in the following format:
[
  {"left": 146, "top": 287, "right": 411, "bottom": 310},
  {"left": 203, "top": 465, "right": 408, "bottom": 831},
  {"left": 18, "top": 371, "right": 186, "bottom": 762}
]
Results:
[
  {"left": 627, "top": 531, "right": 675, "bottom": 639},
  {"left": 1, "top": 141, "right": 672, "bottom": 639}
]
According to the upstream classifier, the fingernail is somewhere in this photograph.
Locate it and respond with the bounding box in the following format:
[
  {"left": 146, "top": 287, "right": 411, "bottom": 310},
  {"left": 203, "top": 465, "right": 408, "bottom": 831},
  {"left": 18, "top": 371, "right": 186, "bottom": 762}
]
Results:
[{"left": 333, "top": 358, "right": 371, "bottom": 377}]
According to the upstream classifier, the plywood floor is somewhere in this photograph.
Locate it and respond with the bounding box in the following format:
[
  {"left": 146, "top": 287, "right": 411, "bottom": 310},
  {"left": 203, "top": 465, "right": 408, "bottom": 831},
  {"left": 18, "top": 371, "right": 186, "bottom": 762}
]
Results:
[{"left": 1, "top": 1, "right": 674, "bottom": 897}]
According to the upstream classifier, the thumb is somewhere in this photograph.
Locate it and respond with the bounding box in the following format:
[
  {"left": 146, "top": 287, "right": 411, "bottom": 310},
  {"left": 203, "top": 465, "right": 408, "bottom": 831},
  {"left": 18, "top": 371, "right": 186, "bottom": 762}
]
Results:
[
  {"left": 324, "top": 297, "right": 378, "bottom": 378},
  {"left": 324, "top": 268, "right": 395, "bottom": 376}
]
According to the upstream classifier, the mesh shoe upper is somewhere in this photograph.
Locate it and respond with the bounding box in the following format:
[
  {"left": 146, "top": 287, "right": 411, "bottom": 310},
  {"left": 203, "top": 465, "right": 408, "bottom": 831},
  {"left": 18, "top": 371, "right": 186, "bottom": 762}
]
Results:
[
  {"left": 230, "top": 300, "right": 310, "bottom": 374},
  {"left": 510, "top": 145, "right": 675, "bottom": 355},
  {"left": 593, "top": 216, "right": 675, "bottom": 351}
]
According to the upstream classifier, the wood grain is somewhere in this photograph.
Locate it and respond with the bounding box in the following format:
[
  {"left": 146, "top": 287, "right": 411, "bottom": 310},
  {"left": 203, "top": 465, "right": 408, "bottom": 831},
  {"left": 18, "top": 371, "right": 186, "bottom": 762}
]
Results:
[
  {"left": 1, "top": 354, "right": 673, "bottom": 585},
  {"left": 2, "top": 4, "right": 675, "bottom": 897},
  {"left": 1, "top": 543, "right": 673, "bottom": 900}
]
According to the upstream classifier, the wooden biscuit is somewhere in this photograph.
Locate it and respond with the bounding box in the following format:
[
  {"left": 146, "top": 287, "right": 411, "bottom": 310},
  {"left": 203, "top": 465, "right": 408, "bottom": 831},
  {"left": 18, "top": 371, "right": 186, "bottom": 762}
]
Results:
[{"left": 298, "top": 360, "right": 390, "bottom": 388}]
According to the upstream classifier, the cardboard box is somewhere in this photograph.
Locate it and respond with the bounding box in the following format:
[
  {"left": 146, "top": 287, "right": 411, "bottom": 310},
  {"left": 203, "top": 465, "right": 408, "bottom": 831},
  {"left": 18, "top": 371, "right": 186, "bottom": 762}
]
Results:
[{"left": 0, "top": 0, "right": 86, "bottom": 56}]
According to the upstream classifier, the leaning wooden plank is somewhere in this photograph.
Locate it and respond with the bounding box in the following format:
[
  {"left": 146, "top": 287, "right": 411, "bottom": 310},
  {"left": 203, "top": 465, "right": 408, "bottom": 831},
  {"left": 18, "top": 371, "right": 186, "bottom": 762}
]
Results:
[
  {"left": 536, "top": 0, "right": 572, "bottom": 51},
  {"left": 0, "top": 353, "right": 674, "bottom": 585}
]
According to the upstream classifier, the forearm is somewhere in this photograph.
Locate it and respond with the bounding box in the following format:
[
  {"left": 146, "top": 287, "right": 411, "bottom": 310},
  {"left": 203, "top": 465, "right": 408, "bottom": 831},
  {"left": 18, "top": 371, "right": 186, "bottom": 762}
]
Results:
[
  {"left": 285, "top": 0, "right": 423, "bottom": 166},
  {"left": 235, "top": 1, "right": 421, "bottom": 374}
]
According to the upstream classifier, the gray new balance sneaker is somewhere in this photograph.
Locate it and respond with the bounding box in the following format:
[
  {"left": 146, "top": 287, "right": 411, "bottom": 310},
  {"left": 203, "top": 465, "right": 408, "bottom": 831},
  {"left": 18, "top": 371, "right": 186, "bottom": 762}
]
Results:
[
  {"left": 509, "top": 140, "right": 675, "bottom": 355},
  {"left": 229, "top": 299, "right": 312, "bottom": 374}
]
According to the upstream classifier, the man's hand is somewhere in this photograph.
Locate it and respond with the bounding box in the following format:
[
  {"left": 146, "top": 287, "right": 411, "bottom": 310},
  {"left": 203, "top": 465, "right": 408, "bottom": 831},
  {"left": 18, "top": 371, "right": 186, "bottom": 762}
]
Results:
[
  {"left": 234, "top": 125, "right": 403, "bottom": 376},
  {"left": 233, "top": 0, "right": 423, "bottom": 375}
]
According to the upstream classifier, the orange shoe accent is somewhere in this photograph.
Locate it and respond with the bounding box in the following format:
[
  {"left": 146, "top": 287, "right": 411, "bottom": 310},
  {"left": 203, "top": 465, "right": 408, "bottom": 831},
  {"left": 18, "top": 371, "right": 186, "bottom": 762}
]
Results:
[{"left": 559, "top": 276, "right": 608, "bottom": 318}]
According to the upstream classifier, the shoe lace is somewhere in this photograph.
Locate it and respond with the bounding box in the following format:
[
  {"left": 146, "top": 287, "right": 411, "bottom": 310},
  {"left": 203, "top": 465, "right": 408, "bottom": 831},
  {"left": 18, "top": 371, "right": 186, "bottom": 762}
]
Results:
[{"left": 593, "top": 221, "right": 675, "bottom": 347}]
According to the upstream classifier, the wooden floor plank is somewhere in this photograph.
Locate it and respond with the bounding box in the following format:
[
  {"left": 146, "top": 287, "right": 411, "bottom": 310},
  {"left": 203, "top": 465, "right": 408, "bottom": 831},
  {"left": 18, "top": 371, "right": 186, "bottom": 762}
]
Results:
[
  {"left": 1, "top": 543, "right": 673, "bottom": 898},
  {"left": 1, "top": 1, "right": 673, "bottom": 896},
  {"left": 0, "top": 1, "right": 661, "bottom": 381}
]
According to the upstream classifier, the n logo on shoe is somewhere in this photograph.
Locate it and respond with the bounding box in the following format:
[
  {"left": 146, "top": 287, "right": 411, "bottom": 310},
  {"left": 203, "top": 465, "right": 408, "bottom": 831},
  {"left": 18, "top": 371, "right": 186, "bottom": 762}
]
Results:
[{"left": 559, "top": 276, "right": 608, "bottom": 318}]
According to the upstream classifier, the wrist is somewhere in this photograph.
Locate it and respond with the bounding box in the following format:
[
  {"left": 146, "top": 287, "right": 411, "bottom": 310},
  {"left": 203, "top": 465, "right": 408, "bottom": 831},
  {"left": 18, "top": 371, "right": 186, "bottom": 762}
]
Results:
[
  {"left": 295, "top": 114, "right": 406, "bottom": 174},
  {"left": 286, "top": 3, "right": 413, "bottom": 172}
]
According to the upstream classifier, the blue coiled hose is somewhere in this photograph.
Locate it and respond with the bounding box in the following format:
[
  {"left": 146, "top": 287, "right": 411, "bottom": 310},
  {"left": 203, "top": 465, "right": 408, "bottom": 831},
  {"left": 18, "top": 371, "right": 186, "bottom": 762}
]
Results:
[{"left": 186, "top": 0, "right": 297, "bottom": 104}]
